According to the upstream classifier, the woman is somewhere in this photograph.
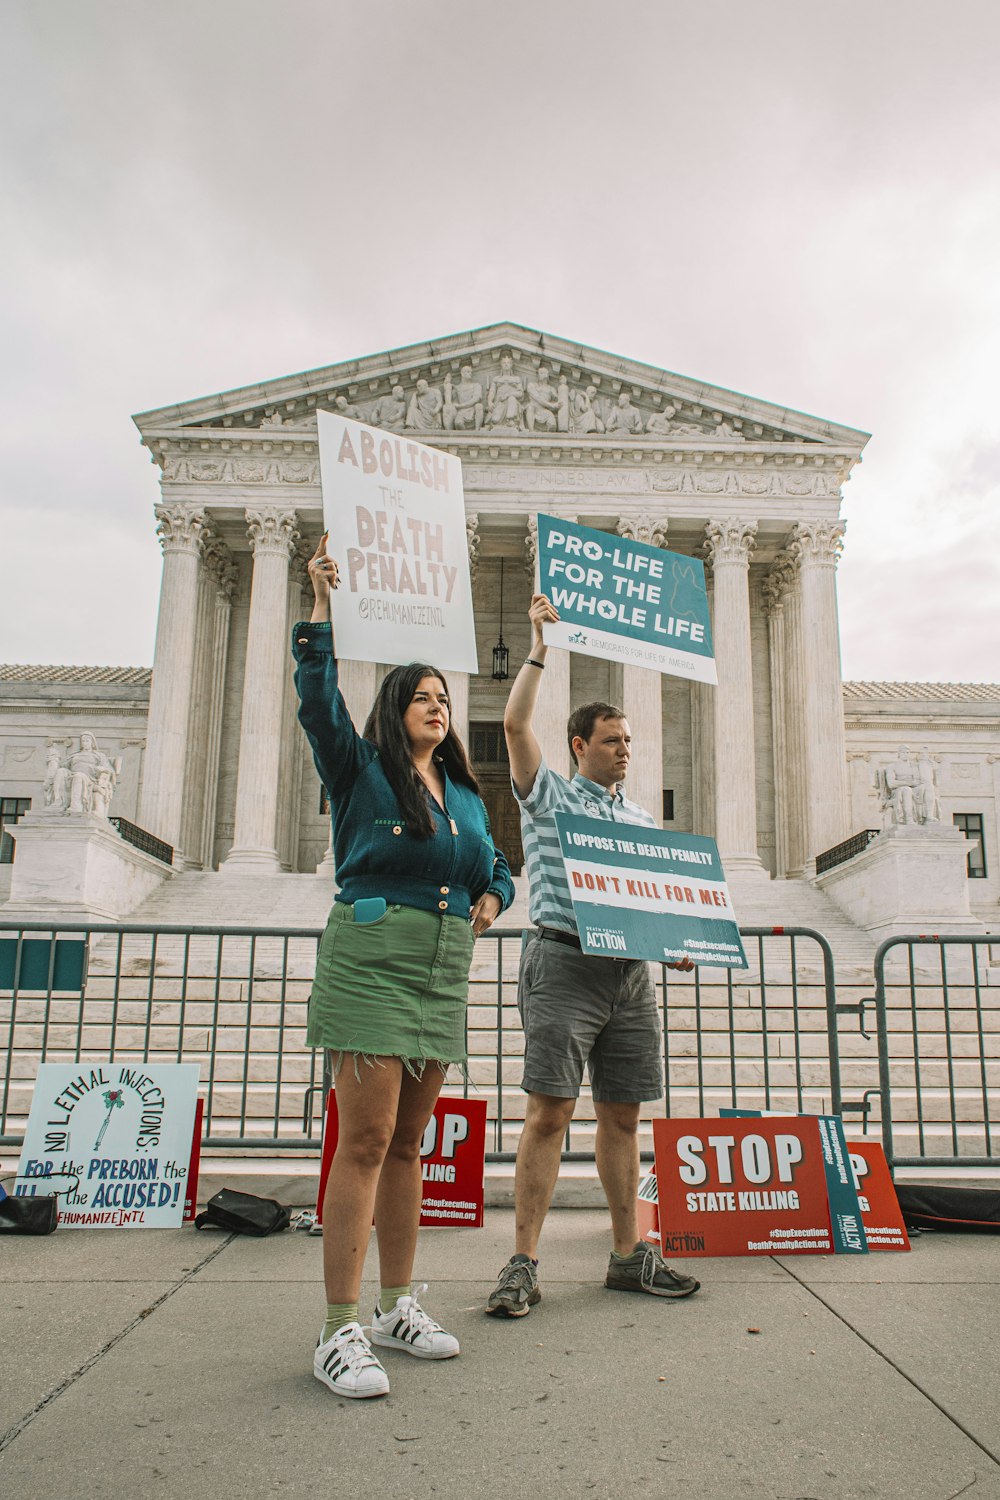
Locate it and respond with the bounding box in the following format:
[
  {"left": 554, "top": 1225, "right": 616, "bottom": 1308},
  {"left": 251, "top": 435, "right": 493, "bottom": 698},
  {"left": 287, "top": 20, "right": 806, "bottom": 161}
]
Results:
[{"left": 294, "top": 534, "right": 514, "bottom": 1399}]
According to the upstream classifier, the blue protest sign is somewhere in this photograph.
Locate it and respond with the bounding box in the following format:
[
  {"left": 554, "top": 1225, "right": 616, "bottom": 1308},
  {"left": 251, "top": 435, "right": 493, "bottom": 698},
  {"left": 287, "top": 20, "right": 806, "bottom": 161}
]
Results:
[
  {"left": 720, "top": 1109, "right": 868, "bottom": 1254},
  {"left": 553, "top": 812, "right": 747, "bottom": 968},
  {"left": 537, "top": 514, "right": 717, "bottom": 684}
]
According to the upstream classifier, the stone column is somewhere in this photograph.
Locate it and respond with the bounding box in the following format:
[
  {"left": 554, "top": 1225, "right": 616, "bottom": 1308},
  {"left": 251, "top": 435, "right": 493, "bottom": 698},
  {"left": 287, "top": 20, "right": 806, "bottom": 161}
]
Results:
[
  {"left": 788, "top": 521, "right": 849, "bottom": 869},
  {"left": 689, "top": 582, "right": 716, "bottom": 838},
  {"left": 447, "top": 512, "right": 479, "bottom": 747},
  {"left": 223, "top": 507, "right": 300, "bottom": 872},
  {"left": 138, "top": 505, "right": 207, "bottom": 857},
  {"left": 763, "top": 553, "right": 796, "bottom": 880},
  {"left": 198, "top": 542, "right": 237, "bottom": 871},
  {"left": 448, "top": 672, "right": 470, "bottom": 746},
  {"left": 276, "top": 546, "right": 312, "bottom": 871},
  {"left": 617, "top": 515, "right": 669, "bottom": 823},
  {"left": 703, "top": 519, "right": 763, "bottom": 873},
  {"left": 781, "top": 570, "right": 808, "bottom": 879},
  {"left": 179, "top": 532, "right": 222, "bottom": 870},
  {"left": 988, "top": 757, "right": 1000, "bottom": 883},
  {"left": 526, "top": 514, "right": 571, "bottom": 778},
  {"left": 847, "top": 751, "right": 874, "bottom": 831}
]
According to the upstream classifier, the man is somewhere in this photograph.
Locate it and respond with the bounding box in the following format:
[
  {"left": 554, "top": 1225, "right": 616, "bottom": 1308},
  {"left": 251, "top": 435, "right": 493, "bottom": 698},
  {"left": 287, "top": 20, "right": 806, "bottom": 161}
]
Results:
[
  {"left": 880, "top": 744, "right": 920, "bottom": 826},
  {"left": 486, "top": 593, "right": 700, "bottom": 1317},
  {"left": 524, "top": 365, "right": 560, "bottom": 432},
  {"left": 370, "top": 384, "right": 408, "bottom": 429},
  {"left": 443, "top": 366, "right": 484, "bottom": 431},
  {"left": 604, "top": 391, "right": 644, "bottom": 435}
]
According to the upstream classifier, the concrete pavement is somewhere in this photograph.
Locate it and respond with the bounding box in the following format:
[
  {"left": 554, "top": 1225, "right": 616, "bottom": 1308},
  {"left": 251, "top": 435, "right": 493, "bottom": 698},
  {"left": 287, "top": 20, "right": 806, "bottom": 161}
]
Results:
[{"left": 3, "top": 1209, "right": 1000, "bottom": 1499}]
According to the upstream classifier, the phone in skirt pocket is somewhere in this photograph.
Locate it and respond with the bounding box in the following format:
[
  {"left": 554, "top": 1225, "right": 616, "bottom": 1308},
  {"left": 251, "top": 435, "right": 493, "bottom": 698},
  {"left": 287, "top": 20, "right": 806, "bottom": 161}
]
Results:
[{"left": 353, "top": 897, "right": 387, "bottom": 924}]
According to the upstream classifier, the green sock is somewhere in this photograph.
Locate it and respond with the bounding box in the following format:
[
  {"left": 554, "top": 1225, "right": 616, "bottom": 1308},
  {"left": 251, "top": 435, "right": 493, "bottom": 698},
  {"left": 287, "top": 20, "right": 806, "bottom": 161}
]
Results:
[
  {"left": 378, "top": 1285, "right": 410, "bottom": 1312},
  {"left": 322, "top": 1302, "right": 359, "bottom": 1342}
]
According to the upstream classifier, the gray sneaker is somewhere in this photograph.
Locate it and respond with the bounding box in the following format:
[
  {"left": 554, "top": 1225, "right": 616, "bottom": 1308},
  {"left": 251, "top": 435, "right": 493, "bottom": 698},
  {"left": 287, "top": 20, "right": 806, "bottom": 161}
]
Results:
[
  {"left": 485, "top": 1253, "right": 541, "bottom": 1318},
  {"left": 606, "top": 1241, "right": 701, "bottom": 1298}
]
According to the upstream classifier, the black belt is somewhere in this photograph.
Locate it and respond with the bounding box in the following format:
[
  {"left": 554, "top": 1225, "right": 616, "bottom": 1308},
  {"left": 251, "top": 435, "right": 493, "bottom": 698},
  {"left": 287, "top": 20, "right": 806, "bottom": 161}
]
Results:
[{"left": 536, "top": 925, "right": 582, "bottom": 950}]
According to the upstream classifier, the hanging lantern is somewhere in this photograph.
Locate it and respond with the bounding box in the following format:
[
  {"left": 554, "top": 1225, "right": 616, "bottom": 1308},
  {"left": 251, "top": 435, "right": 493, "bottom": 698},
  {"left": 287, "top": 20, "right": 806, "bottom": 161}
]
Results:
[{"left": 491, "top": 556, "right": 510, "bottom": 681}]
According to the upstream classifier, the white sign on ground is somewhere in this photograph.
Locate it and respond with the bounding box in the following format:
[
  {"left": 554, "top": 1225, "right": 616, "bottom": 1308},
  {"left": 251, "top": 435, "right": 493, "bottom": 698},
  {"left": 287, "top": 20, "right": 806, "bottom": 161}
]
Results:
[
  {"left": 15, "top": 1062, "right": 200, "bottom": 1228},
  {"left": 317, "top": 411, "right": 477, "bottom": 672}
]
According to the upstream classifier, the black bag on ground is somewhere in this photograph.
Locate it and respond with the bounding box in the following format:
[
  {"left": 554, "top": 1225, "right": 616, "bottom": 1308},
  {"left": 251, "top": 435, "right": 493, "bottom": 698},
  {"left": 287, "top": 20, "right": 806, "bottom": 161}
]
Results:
[
  {"left": 896, "top": 1184, "right": 1000, "bottom": 1233},
  {"left": 194, "top": 1188, "right": 290, "bottom": 1236},
  {"left": 0, "top": 1193, "right": 59, "bottom": 1235}
]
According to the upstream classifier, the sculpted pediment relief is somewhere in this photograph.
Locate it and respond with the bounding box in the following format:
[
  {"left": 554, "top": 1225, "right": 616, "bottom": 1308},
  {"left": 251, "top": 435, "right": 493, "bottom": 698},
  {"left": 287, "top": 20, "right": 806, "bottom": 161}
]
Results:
[
  {"left": 250, "top": 359, "right": 782, "bottom": 444},
  {"left": 212, "top": 354, "right": 814, "bottom": 445},
  {"left": 135, "top": 325, "right": 869, "bottom": 454}
]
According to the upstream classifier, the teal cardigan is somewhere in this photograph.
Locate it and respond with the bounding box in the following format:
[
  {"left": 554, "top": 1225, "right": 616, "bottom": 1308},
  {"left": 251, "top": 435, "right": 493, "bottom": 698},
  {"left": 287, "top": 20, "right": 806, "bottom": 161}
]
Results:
[{"left": 292, "top": 622, "right": 514, "bottom": 920}]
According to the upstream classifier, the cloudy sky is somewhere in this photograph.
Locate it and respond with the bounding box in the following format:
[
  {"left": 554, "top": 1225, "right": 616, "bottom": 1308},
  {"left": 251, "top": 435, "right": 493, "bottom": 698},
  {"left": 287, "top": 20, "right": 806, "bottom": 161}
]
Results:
[{"left": 2, "top": 0, "right": 998, "bottom": 681}]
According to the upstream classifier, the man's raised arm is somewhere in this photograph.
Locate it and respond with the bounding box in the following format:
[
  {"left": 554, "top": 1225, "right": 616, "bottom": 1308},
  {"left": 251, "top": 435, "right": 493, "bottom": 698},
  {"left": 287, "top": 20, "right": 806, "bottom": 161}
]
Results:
[{"left": 503, "top": 593, "right": 560, "bottom": 799}]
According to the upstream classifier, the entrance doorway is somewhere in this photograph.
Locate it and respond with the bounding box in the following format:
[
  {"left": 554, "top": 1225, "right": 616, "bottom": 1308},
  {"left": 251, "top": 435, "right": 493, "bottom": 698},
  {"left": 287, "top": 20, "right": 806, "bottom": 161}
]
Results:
[{"left": 470, "top": 721, "right": 524, "bottom": 873}]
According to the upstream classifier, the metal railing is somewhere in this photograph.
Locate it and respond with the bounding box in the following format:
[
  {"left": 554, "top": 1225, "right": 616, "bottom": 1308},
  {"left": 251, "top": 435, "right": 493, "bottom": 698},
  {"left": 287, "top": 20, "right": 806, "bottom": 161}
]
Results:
[
  {"left": 6, "top": 918, "right": 998, "bottom": 1174},
  {"left": 1, "top": 922, "right": 322, "bottom": 1149},
  {"left": 870, "top": 935, "right": 1000, "bottom": 1171},
  {"left": 1, "top": 919, "right": 849, "bottom": 1163},
  {"left": 108, "top": 818, "right": 174, "bottom": 866},
  {"left": 815, "top": 829, "right": 880, "bottom": 876}
]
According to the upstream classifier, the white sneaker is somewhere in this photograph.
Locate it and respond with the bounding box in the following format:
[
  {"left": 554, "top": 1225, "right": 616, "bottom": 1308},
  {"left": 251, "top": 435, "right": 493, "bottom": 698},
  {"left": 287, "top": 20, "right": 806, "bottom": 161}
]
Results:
[
  {"left": 313, "top": 1321, "right": 390, "bottom": 1398},
  {"left": 370, "top": 1284, "right": 460, "bottom": 1360}
]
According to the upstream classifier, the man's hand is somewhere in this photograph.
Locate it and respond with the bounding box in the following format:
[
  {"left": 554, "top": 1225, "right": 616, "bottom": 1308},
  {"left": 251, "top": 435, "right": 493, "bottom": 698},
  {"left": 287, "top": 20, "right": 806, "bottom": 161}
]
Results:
[
  {"left": 528, "top": 592, "right": 559, "bottom": 653},
  {"left": 470, "top": 891, "right": 503, "bottom": 936},
  {"left": 666, "top": 957, "right": 695, "bottom": 972}
]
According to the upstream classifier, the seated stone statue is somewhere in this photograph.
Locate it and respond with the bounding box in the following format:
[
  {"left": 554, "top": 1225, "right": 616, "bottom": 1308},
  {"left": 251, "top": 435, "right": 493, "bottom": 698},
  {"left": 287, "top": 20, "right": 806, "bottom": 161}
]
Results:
[
  {"left": 45, "top": 734, "right": 121, "bottom": 817},
  {"left": 369, "top": 385, "right": 408, "bottom": 429},
  {"left": 570, "top": 385, "right": 604, "bottom": 434},
  {"left": 486, "top": 355, "right": 524, "bottom": 430},
  {"left": 605, "top": 392, "right": 644, "bottom": 436},
  {"left": 443, "top": 367, "right": 484, "bottom": 431},
  {"left": 713, "top": 417, "right": 744, "bottom": 442},
  {"left": 525, "top": 366, "right": 560, "bottom": 432},
  {"left": 876, "top": 745, "right": 922, "bottom": 827},
  {"left": 406, "top": 378, "right": 444, "bottom": 430}
]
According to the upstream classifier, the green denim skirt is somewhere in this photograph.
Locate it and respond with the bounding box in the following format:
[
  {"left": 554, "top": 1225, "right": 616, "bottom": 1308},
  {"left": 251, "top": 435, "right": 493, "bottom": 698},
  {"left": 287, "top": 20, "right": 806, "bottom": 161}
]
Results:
[{"left": 307, "top": 902, "right": 475, "bottom": 1067}]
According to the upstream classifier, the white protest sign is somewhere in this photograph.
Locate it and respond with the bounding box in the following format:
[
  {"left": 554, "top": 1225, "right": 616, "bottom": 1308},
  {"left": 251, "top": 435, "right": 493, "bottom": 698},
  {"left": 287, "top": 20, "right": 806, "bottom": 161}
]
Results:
[
  {"left": 317, "top": 411, "right": 478, "bottom": 672},
  {"left": 14, "top": 1062, "right": 200, "bottom": 1228}
]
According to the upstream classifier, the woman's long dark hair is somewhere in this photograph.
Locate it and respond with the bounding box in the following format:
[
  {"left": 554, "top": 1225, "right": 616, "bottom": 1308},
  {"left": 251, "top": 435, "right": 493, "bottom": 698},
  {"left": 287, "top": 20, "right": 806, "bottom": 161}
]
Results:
[{"left": 362, "top": 663, "right": 481, "bottom": 839}]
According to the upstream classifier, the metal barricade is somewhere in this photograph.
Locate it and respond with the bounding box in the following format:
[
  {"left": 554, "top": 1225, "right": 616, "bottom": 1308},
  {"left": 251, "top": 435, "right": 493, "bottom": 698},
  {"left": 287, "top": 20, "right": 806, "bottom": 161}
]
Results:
[
  {"left": 0, "top": 921, "right": 326, "bottom": 1151},
  {"left": 465, "top": 925, "right": 846, "bottom": 1162},
  {"left": 2, "top": 920, "right": 848, "bottom": 1164},
  {"left": 870, "top": 935, "right": 1000, "bottom": 1171}
]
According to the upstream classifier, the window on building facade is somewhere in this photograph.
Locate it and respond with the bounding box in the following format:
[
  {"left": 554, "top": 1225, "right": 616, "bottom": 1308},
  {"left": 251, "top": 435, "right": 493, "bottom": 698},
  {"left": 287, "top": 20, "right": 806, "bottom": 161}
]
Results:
[
  {"left": 662, "top": 790, "right": 675, "bottom": 821},
  {"left": 953, "top": 812, "right": 987, "bottom": 878},
  {"left": 0, "top": 797, "right": 31, "bottom": 863}
]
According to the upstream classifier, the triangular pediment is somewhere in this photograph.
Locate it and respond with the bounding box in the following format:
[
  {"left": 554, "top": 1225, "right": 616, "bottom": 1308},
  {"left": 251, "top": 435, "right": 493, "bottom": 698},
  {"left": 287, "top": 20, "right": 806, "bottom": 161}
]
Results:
[{"left": 134, "top": 322, "right": 869, "bottom": 451}]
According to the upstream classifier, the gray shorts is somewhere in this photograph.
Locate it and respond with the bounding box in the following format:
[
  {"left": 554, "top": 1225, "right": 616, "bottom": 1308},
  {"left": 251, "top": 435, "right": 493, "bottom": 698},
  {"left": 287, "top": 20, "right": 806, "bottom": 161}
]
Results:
[{"left": 517, "top": 933, "right": 664, "bottom": 1103}]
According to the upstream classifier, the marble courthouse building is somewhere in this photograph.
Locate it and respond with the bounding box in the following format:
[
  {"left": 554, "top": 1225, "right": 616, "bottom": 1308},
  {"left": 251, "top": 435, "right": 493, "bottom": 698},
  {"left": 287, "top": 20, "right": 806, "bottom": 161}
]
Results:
[{"left": 2, "top": 325, "right": 998, "bottom": 931}]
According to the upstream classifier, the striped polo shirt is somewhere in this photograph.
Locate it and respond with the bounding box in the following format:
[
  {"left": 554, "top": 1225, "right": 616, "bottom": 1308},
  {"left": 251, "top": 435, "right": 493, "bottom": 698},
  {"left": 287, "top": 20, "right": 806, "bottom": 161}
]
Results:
[{"left": 515, "top": 760, "right": 658, "bottom": 933}]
